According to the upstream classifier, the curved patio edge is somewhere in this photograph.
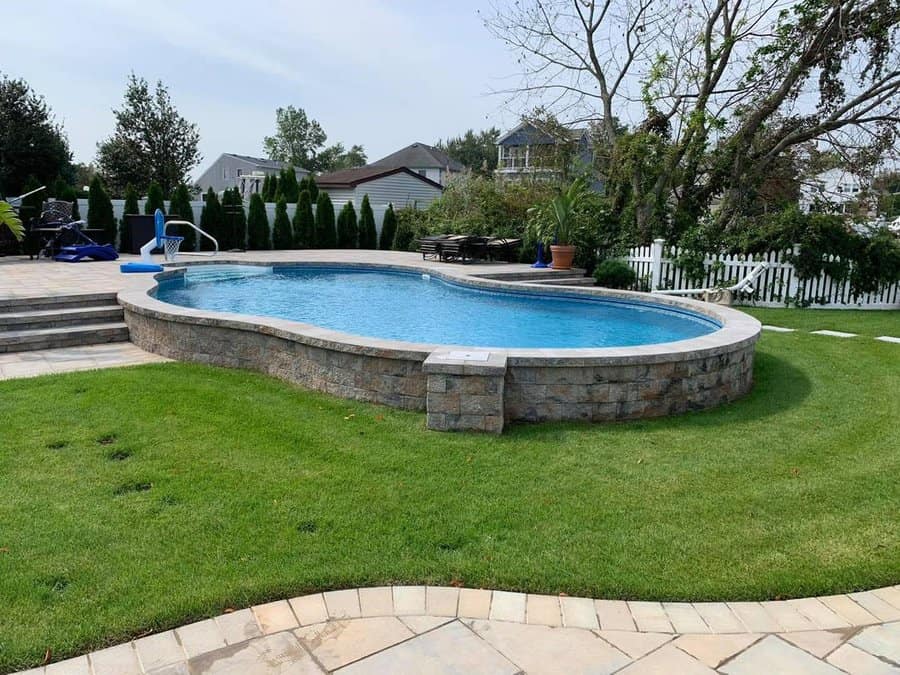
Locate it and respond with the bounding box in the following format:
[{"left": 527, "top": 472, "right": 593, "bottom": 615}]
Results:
[{"left": 19, "top": 584, "right": 900, "bottom": 674}]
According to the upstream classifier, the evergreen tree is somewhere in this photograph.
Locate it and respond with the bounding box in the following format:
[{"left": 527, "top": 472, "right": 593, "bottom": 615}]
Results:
[
  {"left": 261, "top": 174, "right": 271, "bottom": 202},
  {"left": 119, "top": 183, "right": 139, "bottom": 253},
  {"left": 306, "top": 175, "right": 319, "bottom": 201},
  {"left": 168, "top": 183, "right": 197, "bottom": 252},
  {"left": 199, "top": 187, "right": 222, "bottom": 251},
  {"left": 52, "top": 177, "right": 68, "bottom": 199},
  {"left": 379, "top": 203, "right": 397, "bottom": 250},
  {"left": 225, "top": 188, "right": 247, "bottom": 249},
  {"left": 293, "top": 189, "right": 315, "bottom": 248},
  {"left": 87, "top": 176, "right": 116, "bottom": 246},
  {"left": 315, "top": 192, "right": 336, "bottom": 248},
  {"left": 336, "top": 201, "right": 358, "bottom": 248},
  {"left": 358, "top": 194, "right": 377, "bottom": 249},
  {"left": 271, "top": 197, "right": 293, "bottom": 249},
  {"left": 144, "top": 182, "right": 165, "bottom": 215},
  {"left": 278, "top": 167, "right": 300, "bottom": 203},
  {"left": 247, "top": 193, "right": 270, "bottom": 249},
  {"left": 264, "top": 174, "right": 278, "bottom": 202}
]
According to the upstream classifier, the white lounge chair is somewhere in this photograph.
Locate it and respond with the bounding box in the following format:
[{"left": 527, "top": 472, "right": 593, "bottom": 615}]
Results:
[{"left": 653, "top": 261, "right": 768, "bottom": 305}]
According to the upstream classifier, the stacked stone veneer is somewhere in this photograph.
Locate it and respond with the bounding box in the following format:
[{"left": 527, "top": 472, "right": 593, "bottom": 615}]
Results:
[{"left": 121, "top": 273, "right": 759, "bottom": 433}]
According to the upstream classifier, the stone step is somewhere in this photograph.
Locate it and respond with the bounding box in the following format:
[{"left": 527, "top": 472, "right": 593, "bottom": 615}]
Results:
[
  {"left": 0, "top": 322, "right": 130, "bottom": 353},
  {"left": 0, "top": 305, "right": 124, "bottom": 331},
  {"left": 474, "top": 268, "right": 587, "bottom": 282},
  {"left": 525, "top": 276, "right": 598, "bottom": 287},
  {"left": 0, "top": 292, "right": 119, "bottom": 312}
]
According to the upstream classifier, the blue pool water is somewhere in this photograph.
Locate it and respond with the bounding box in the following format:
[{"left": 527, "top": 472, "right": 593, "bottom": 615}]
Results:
[{"left": 155, "top": 266, "right": 720, "bottom": 348}]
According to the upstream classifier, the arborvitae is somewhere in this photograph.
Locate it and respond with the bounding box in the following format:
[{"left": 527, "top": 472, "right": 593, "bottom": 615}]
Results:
[
  {"left": 267, "top": 174, "right": 279, "bottom": 202},
  {"left": 168, "top": 184, "right": 197, "bottom": 252},
  {"left": 271, "top": 197, "right": 293, "bottom": 249},
  {"left": 87, "top": 176, "right": 116, "bottom": 246},
  {"left": 315, "top": 192, "right": 336, "bottom": 248},
  {"left": 119, "top": 183, "right": 139, "bottom": 253},
  {"left": 246, "top": 193, "right": 270, "bottom": 249},
  {"left": 279, "top": 167, "right": 300, "bottom": 203},
  {"left": 358, "top": 194, "right": 377, "bottom": 249},
  {"left": 293, "top": 190, "right": 315, "bottom": 248},
  {"left": 379, "top": 203, "right": 397, "bottom": 250},
  {"left": 227, "top": 188, "right": 247, "bottom": 249},
  {"left": 306, "top": 175, "right": 319, "bottom": 201},
  {"left": 61, "top": 185, "right": 81, "bottom": 220},
  {"left": 217, "top": 188, "right": 236, "bottom": 250},
  {"left": 261, "top": 174, "right": 271, "bottom": 202},
  {"left": 144, "top": 182, "right": 165, "bottom": 215},
  {"left": 336, "top": 201, "right": 358, "bottom": 248},
  {"left": 52, "top": 177, "right": 68, "bottom": 199},
  {"left": 199, "top": 187, "right": 222, "bottom": 251}
]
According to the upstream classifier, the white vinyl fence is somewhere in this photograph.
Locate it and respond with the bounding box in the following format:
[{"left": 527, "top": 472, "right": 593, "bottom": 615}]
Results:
[{"left": 626, "top": 239, "right": 900, "bottom": 309}]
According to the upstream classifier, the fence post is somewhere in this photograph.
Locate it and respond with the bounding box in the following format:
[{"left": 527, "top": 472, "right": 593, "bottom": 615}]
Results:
[{"left": 650, "top": 238, "right": 665, "bottom": 290}]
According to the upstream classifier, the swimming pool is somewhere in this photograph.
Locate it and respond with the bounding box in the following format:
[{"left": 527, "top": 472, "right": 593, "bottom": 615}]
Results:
[{"left": 156, "top": 266, "right": 721, "bottom": 349}]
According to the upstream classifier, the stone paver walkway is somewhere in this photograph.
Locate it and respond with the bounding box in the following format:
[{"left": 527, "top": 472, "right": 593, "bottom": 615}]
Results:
[
  {"left": 16, "top": 585, "right": 900, "bottom": 674},
  {"left": 0, "top": 343, "right": 169, "bottom": 380}
]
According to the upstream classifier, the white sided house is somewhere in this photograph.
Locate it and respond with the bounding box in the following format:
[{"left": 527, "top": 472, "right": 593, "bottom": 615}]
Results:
[
  {"left": 195, "top": 153, "right": 309, "bottom": 200},
  {"left": 316, "top": 166, "right": 443, "bottom": 231},
  {"left": 368, "top": 142, "right": 463, "bottom": 186},
  {"left": 799, "top": 169, "right": 872, "bottom": 215}
]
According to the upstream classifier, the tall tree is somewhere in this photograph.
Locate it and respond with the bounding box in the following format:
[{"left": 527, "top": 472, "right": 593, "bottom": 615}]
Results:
[
  {"left": 336, "top": 201, "right": 358, "bottom": 248},
  {"left": 486, "top": 0, "right": 900, "bottom": 238},
  {"left": 224, "top": 188, "right": 247, "bottom": 249},
  {"left": 436, "top": 128, "right": 501, "bottom": 174},
  {"left": 0, "top": 74, "right": 72, "bottom": 197},
  {"left": 315, "top": 192, "right": 336, "bottom": 248},
  {"left": 118, "top": 183, "right": 139, "bottom": 253},
  {"left": 144, "top": 182, "right": 165, "bottom": 215},
  {"left": 96, "top": 73, "right": 201, "bottom": 196},
  {"left": 168, "top": 183, "right": 197, "bottom": 252},
  {"left": 87, "top": 176, "right": 116, "bottom": 246},
  {"left": 246, "top": 193, "right": 271, "bottom": 249},
  {"left": 263, "top": 105, "right": 366, "bottom": 172},
  {"left": 271, "top": 197, "right": 293, "bottom": 249},
  {"left": 358, "top": 194, "right": 377, "bottom": 249},
  {"left": 199, "top": 188, "right": 222, "bottom": 251},
  {"left": 293, "top": 190, "right": 316, "bottom": 248},
  {"left": 379, "top": 203, "right": 397, "bottom": 250}
]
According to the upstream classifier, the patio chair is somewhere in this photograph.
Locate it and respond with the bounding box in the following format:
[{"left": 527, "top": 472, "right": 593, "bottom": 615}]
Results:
[
  {"left": 653, "top": 261, "right": 768, "bottom": 305},
  {"left": 487, "top": 237, "right": 522, "bottom": 262}
]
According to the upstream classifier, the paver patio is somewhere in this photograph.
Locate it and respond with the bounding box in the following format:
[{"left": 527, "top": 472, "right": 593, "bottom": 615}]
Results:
[{"left": 13, "top": 585, "right": 900, "bottom": 674}]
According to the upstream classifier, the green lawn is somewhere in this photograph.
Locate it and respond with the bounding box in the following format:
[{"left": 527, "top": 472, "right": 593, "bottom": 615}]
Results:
[
  {"left": 1, "top": 311, "right": 899, "bottom": 672},
  {"left": 740, "top": 305, "right": 900, "bottom": 337}
]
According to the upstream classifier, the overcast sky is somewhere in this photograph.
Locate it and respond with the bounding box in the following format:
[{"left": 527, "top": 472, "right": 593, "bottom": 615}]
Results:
[{"left": 5, "top": 1, "right": 523, "bottom": 179}]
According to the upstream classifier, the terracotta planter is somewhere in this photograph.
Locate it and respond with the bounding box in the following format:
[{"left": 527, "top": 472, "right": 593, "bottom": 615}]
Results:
[{"left": 549, "top": 245, "right": 576, "bottom": 270}]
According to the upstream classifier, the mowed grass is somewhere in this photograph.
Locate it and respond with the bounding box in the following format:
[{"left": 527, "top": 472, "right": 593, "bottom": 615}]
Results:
[
  {"left": 740, "top": 305, "right": 900, "bottom": 337},
  {"left": 1, "top": 311, "right": 898, "bottom": 672}
]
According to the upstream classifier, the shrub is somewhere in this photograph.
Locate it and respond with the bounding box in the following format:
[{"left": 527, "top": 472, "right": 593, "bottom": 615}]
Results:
[
  {"left": 594, "top": 259, "right": 637, "bottom": 289},
  {"left": 358, "top": 195, "right": 377, "bottom": 249},
  {"left": 305, "top": 175, "right": 319, "bottom": 201},
  {"left": 336, "top": 201, "right": 358, "bottom": 248},
  {"left": 293, "top": 190, "right": 315, "bottom": 248},
  {"left": 247, "top": 193, "right": 270, "bottom": 249},
  {"left": 272, "top": 197, "right": 293, "bottom": 249},
  {"left": 118, "top": 183, "right": 139, "bottom": 253},
  {"left": 315, "top": 193, "right": 336, "bottom": 248},
  {"left": 199, "top": 188, "right": 222, "bottom": 251},
  {"left": 379, "top": 203, "right": 397, "bottom": 250},
  {"left": 392, "top": 207, "right": 428, "bottom": 251},
  {"left": 220, "top": 188, "right": 247, "bottom": 250},
  {"left": 262, "top": 174, "right": 277, "bottom": 202},
  {"left": 144, "top": 182, "right": 165, "bottom": 215},
  {"left": 168, "top": 184, "right": 197, "bottom": 251},
  {"left": 87, "top": 176, "right": 116, "bottom": 247}
]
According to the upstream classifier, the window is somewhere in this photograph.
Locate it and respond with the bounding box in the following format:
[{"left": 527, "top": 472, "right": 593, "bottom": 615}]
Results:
[
  {"left": 237, "top": 169, "right": 243, "bottom": 177},
  {"left": 418, "top": 169, "right": 427, "bottom": 176},
  {"left": 223, "top": 168, "right": 228, "bottom": 179}
]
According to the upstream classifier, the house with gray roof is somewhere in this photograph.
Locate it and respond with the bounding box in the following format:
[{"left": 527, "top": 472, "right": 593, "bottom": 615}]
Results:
[
  {"left": 369, "top": 143, "right": 463, "bottom": 186},
  {"left": 195, "top": 153, "right": 309, "bottom": 200},
  {"left": 496, "top": 122, "right": 594, "bottom": 181}
]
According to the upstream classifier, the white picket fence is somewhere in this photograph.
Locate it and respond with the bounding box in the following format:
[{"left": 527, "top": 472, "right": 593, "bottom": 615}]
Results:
[{"left": 625, "top": 239, "right": 900, "bottom": 309}]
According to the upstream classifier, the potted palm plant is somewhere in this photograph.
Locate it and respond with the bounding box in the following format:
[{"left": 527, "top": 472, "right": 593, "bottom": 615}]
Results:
[
  {"left": 527, "top": 178, "right": 588, "bottom": 270},
  {"left": 0, "top": 200, "right": 25, "bottom": 242}
]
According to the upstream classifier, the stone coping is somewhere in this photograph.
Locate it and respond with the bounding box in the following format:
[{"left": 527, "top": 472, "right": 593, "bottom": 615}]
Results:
[
  {"left": 118, "top": 256, "right": 761, "bottom": 367},
  {"left": 17, "top": 584, "right": 900, "bottom": 674}
]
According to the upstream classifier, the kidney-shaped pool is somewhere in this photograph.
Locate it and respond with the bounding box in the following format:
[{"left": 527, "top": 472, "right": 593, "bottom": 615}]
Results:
[{"left": 155, "top": 265, "right": 721, "bottom": 349}]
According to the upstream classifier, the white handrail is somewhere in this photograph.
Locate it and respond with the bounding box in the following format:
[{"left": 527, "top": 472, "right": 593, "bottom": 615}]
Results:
[{"left": 164, "top": 220, "right": 218, "bottom": 256}]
